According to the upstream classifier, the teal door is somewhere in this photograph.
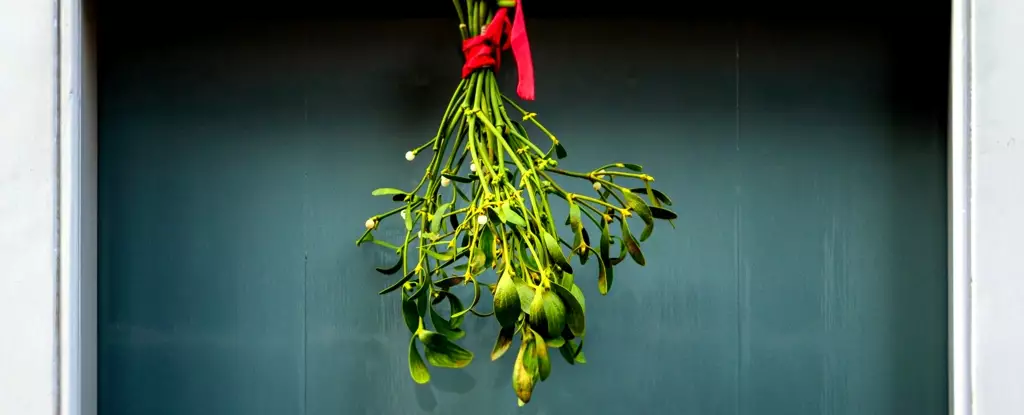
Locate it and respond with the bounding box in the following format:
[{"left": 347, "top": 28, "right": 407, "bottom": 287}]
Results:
[{"left": 98, "top": 6, "right": 949, "bottom": 415}]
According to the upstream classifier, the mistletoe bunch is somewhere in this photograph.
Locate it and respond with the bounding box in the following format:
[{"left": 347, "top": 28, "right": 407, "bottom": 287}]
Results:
[{"left": 356, "top": 0, "right": 676, "bottom": 406}]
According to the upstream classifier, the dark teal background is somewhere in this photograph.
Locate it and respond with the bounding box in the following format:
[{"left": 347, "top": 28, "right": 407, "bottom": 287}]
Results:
[{"left": 98, "top": 4, "right": 949, "bottom": 414}]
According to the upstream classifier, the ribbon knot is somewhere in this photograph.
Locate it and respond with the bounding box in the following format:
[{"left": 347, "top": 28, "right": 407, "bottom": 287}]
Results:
[{"left": 460, "top": 2, "right": 535, "bottom": 100}]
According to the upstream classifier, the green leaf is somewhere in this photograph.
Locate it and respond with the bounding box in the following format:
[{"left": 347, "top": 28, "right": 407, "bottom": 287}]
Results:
[
  {"left": 529, "top": 288, "right": 567, "bottom": 339},
  {"left": 493, "top": 270, "right": 521, "bottom": 328},
  {"left": 429, "top": 300, "right": 465, "bottom": 341},
  {"left": 554, "top": 143, "right": 568, "bottom": 159},
  {"left": 541, "top": 229, "right": 573, "bottom": 274},
  {"left": 356, "top": 230, "right": 373, "bottom": 246},
  {"left": 401, "top": 290, "right": 419, "bottom": 333},
  {"left": 375, "top": 251, "right": 403, "bottom": 275},
  {"left": 445, "top": 293, "right": 467, "bottom": 328},
  {"left": 622, "top": 191, "right": 655, "bottom": 241},
  {"left": 558, "top": 341, "right": 577, "bottom": 365},
  {"left": 467, "top": 246, "right": 486, "bottom": 276},
  {"left": 441, "top": 173, "right": 473, "bottom": 183},
  {"left": 424, "top": 247, "right": 455, "bottom": 262},
  {"left": 579, "top": 228, "right": 591, "bottom": 264},
  {"left": 535, "top": 330, "right": 551, "bottom": 381},
  {"left": 630, "top": 187, "right": 673, "bottom": 206},
  {"left": 568, "top": 201, "right": 585, "bottom": 253},
  {"left": 546, "top": 336, "right": 566, "bottom": 348},
  {"left": 480, "top": 227, "right": 495, "bottom": 269},
  {"left": 503, "top": 204, "right": 527, "bottom": 227},
  {"left": 491, "top": 326, "right": 515, "bottom": 361},
  {"left": 490, "top": 205, "right": 507, "bottom": 224},
  {"left": 418, "top": 331, "right": 474, "bottom": 368},
  {"left": 379, "top": 270, "right": 415, "bottom": 295},
  {"left": 449, "top": 211, "right": 460, "bottom": 230},
  {"left": 516, "top": 280, "right": 535, "bottom": 314},
  {"left": 430, "top": 202, "right": 451, "bottom": 234},
  {"left": 619, "top": 163, "right": 643, "bottom": 172},
  {"left": 372, "top": 187, "right": 406, "bottom": 196},
  {"left": 597, "top": 250, "right": 612, "bottom": 295},
  {"left": 650, "top": 206, "right": 678, "bottom": 220},
  {"left": 408, "top": 336, "right": 431, "bottom": 384},
  {"left": 600, "top": 220, "right": 611, "bottom": 263},
  {"left": 570, "top": 284, "right": 586, "bottom": 312},
  {"left": 403, "top": 205, "right": 413, "bottom": 231},
  {"left": 513, "top": 338, "right": 538, "bottom": 404},
  {"left": 434, "top": 276, "right": 465, "bottom": 288},
  {"left": 549, "top": 282, "right": 586, "bottom": 337},
  {"left": 620, "top": 220, "right": 647, "bottom": 266}
]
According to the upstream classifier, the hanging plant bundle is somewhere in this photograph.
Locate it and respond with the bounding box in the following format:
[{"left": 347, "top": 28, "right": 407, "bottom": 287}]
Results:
[{"left": 356, "top": 0, "right": 676, "bottom": 406}]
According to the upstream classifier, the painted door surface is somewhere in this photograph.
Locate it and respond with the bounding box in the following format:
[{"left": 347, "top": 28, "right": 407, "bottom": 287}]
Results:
[{"left": 98, "top": 10, "right": 949, "bottom": 415}]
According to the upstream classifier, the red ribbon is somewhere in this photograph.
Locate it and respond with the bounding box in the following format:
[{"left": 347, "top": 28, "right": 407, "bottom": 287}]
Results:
[{"left": 461, "top": 1, "right": 535, "bottom": 100}]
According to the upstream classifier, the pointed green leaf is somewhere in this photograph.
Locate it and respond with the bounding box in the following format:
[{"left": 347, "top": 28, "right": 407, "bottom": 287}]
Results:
[
  {"left": 512, "top": 339, "right": 537, "bottom": 404},
  {"left": 356, "top": 230, "right": 373, "bottom": 246},
  {"left": 441, "top": 173, "right": 473, "bottom": 183},
  {"left": 493, "top": 270, "right": 521, "bottom": 328},
  {"left": 408, "top": 336, "right": 431, "bottom": 384},
  {"left": 418, "top": 331, "right": 474, "bottom": 368},
  {"left": 558, "top": 341, "right": 578, "bottom": 365},
  {"left": 423, "top": 247, "right": 454, "bottom": 262},
  {"left": 620, "top": 163, "right": 643, "bottom": 172},
  {"left": 480, "top": 226, "right": 495, "bottom": 269},
  {"left": 446, "top": 293, "right": 467, "bottom": 328},
  {"left": 550, "top": 282, "right": 586, "bottom": 337},
  {"left": 401, "top": 290, "right": 419, "bottom": 333},
  {"left": 554, "top": 143, "right": 568, "bottom": 159},
  {"left": 375, "top": 251, "right": 403, "bottom": 275},
  {"left": 620, "top": 220, "right": 646, "bottom": 266},
  {"left": 503, "top": 204, "right": 527, "bottom": 227},
  {"left": 579, "top": 228, "right": 591, "bottom": 264},
  {"left": 379, "top": 270, "right": 415, "bottom": 295},
  {"left": 430, "top": 202, "right": 451, "bottom": 233},
  {"left": 622, "top": 191, "right": 655, "bottom": 241},
  {"left": 546, "top": 335, "right": 566, "bottom": 348},
  {"left": 540, "top": 229, "right": 573, "bottom": 273},
  {"left": 650, "top": 206, "right": 678, "bottom": 220},
  {"left": 490, "top": 205, "right": 507, "bottom": 223},
  {"left": 372, "top": 187, "right": 406, "bottom": 196},
  {"left": 434, "top": 276, "right": 465, "bottom": 288},
  {"left": 490, "top": 326, "right": 515, "bottom": 361},
  {"left": 600, "top": 220, "right": 611, "bottom": 263},
  {"left": 535, "top": 330, "right": 551, "bottom": 381},
  {"left": 597, "top": 250, "right": 612, "bottom": 295},
  {"left": 630, "top": 187, "right": 673, "bottom": 206},
  {"left": 516, "top": 280, "right": 535, "bottom": 314},
  {"left": 429, "top": 302, "right": 465, "bottom": 340},
  {"left": 467, "top": 246, "right": 486, "bottom": 276},
  {"left": 403, "top": 205, "right": 413, "bottom": 231},
  {"left": 529, "top": 288, "right": 567, "bottom": 339}
]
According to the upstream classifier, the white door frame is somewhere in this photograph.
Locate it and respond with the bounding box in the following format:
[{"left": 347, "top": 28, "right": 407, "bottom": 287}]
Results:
[{"left": 52, "top": 1, "right": 977, "bottom": 414}]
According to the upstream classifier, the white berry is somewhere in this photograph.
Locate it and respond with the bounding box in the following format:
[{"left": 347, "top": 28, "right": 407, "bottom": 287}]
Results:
[
  {"left": 400, "top": 210, "right": 406, "bottom": 219},
  {"left": 477, "top": 214, "right": 488, "bottom": 225},
  {"left": 405, "top": 151, "right": 416, "bottom": 161},
  {"left": 597, "top": 169, "right": 607, "bottom": 179},
  {"left": 592, "top": 182, "right": 602, "bottom": 191},
  {"left": 364, "top": 218, "right": 376, "bottom": 229},
  {"left": 470, "top": 163, "right": 477, "bottom": 172},
  {"left": 441, "top": 177, "right": 451, "bottom": 187}
]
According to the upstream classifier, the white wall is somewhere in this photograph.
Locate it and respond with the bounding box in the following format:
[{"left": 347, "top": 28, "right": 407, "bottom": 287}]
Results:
[
  {"left": 0, "top": 0, "right": 59, "bottom": 413},
  {"left": 973, "top": 0, "right": 1024, "bottom": 413}
]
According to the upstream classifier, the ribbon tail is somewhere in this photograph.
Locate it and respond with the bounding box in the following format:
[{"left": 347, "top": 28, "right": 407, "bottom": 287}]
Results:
[{"left": 510, "top": 0, "right": 535, "bottom": 101}]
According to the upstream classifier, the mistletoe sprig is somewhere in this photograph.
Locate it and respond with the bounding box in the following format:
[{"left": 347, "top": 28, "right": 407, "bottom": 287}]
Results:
[{"left": 355, "top": 0, "right": 676, "bottom": 406}]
